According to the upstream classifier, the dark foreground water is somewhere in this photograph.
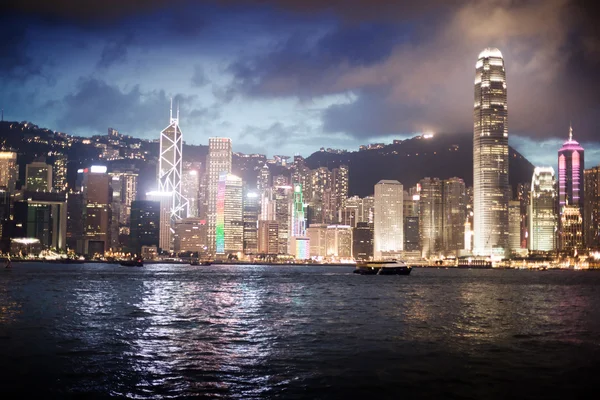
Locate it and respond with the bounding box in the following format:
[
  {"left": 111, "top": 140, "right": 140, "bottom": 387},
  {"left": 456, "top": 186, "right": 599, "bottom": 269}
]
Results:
[{"left": 1, "top": 264, "right": 599, "bottom": 399}]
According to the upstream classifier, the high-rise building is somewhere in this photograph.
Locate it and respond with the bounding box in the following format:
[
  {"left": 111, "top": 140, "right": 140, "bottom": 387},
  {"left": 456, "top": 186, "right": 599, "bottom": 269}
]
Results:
[
  {"left": 290, "top": 184, "right": 306, "bottom": 237},
  {"left": 561, "top": 205, "right": 583, "bottom": 252},
  {"left": 130, "top": 200, "right": 160, "bottom": 254},
  {"left": 374, "top": 180, "right": 403, "bottom": 258},
  {"left": 517, "top": 183, "right": 531, "bottom": 249},
  {"left": 258, "top": 164, "right": 271, "bottom": 193},
  {"left": 182, "top": 166, "right": 200, "bottom": 218},
  {"left": 0, "top": 151, "right": 18, "bottom": 192},
  {"left": 326, "top": 225, "right": 352, "bottom": 258},
  {"left": 558, "top": 125, "right": 585, "bottom": 250},
  {"left": 404, "top": 216, "right": 420, "bottom": 252},
  {"left": 146, "top": 191, "right": 173, "bottom": 252},
  {"left": 258, "top": 220, "right": 279, "bottom": 254},
  {"left": 215, "top": 173, "right": 243, "bottom": 255},
  {"left": 508, "top": 201, "right": 521, "bottom": 254},
  {"left": 82, "top": 166, "right": 112, "bottom": 255},
  {"left": 419, "top": 177, "right": 443, "bottom": 258},
  {"left": 66, "top": 192, "right": 84, "bottom": 251},
  {"left": 207, "top": 138, "right": 232, "bottom": 254},
  {"left": 243, "top": 189, "right": 259, "bottom": 255},
  {"left": 273, "top": 185, "right": 292, "bottom": 254},
  {"left": 353, "top": 222, "right": 373, "bottom": 260},
  {"left": 473, "top": 47, "right": 509, "bottom": 257},
  {"left": 528, "top": 167, "right": 557, "bottom": 251},
  {"left": 12, "top": 191, "right": 67, "bottom": 251},
  {"left": 442, "top": 177, "right": 467, "bottom": 254},
  {"left": 584, "top": 166, "right": 600, "bottom": 249},
  {"left": 26, "top": 160, "right": 52, "bottom": 192},
  {"left": 306, "top": 223, "right": 328, "bottom": 258},
  {"left": 332, "top": 165, "right": 349, "bottom": 219},
  {"left": 48, "top": 152, "right": 68, "bottom": 192},
  {"left": 174, "top": 217, "right": 206, "bottom": 253},
  {"left": 109, "top": 168, "right": 138, "bottom": 244},
  {"left": 158, "top": 101, "right": 187, "bottom": 222}
]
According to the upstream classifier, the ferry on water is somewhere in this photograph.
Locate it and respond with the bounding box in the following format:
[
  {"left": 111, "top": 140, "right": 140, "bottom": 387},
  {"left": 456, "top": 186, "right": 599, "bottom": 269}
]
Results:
[{"left": 353, "top": 260, "right": 412, "bottom": 275}]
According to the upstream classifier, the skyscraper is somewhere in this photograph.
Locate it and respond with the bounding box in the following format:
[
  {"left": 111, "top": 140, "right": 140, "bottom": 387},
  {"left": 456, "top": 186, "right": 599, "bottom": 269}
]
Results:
[
  {"left": 158, "top": 101, "right": 187, "bottom": 222},
  {"left": 374, "top": 180, "right": 403, "bottom": 258},
  {"left": 0, "top": 151, "right": 18, "bottom": 191},
  {"left": 473, "top": 47, "right": 509, "bottom": 257},
  {"left": 243, "top": 189, "right": 259, "bottom": 255},
  {"left": 82, "top": 166, "right": 112, "bottom": 255},
  {"left": 207, "top": 138, "right": 232, "bottom": 254},
  {"left": 528, "top": 167, "right": 557, "bottom": 251},
  {"left": 26, "top": 160, "right": 52, "bottom": 192},
  {"left": 442, "top": 177, "right": 467, "bottom": 254},
  {"left": 130, "top": 200, "right": 160, "bottom": 254},
  {"left": 584, "top": 166, "right": 600, "bottom": 249},
  {"left": 182, "top": 166, "right": 200, "bottom": 218},
  {"left": 215, "top": 173, "right": 243, "bottom": 255},
  {"left": 146, "top": 191, "right": 173, "bottom": 252},
  {"left": 558, "top": 125, "right": 585, "bottom": 251},
  {"left": 419, "top": 177, "right": 443, "bottom": 258}
]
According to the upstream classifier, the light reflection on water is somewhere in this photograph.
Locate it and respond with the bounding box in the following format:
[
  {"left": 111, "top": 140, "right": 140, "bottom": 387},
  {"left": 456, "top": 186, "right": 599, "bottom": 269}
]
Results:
[{"left": 0, "top": 264, "right": 599, "bottom": 398}]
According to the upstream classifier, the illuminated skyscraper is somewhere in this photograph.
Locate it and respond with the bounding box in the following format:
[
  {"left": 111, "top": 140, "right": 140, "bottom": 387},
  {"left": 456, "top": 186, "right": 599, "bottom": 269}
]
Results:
[
  {"left": 326, "top": 225, "right": 353, "bottom": 259},
  {"left": 0, "top": 151, "right": 18, "bottom": 191},
  {"left": 215, "top": 173, "right": 243, "bottom": 255},
  {"left": 558, "top": 125, "right": 585, "bottom": 250},
  {"left": 508, "top": 201, "right": 521, "bottom": 254},
  {"left": 182, "top": 166, "right": 200, "bottom": 217},
  {"left": 82, "top": 166, "right": 111, "bottom": 255},
  {"left": 374, "top": 180, "right": 403, "bottom": 258},
  {"left": 207, "top": 138, "right": 232, "bottom": 254},
  {"left": 48, "top": 152, "right": 67, "bottom": 192},
  {"left": 442, "top": 177, "right": 467, "bottom": 254},
  {"left": 473, "top": 47, "right": 509, "bottom": 257},
  {"left": 243, "top": 189, "right": 259, "bottom": 255},
  {"left": 130, "top": 200, "right": 160, "bottom": 254},
  {"left": 584, "top": 166, "right": 600, "bottom": 249},
  {"left": 561, "top": 205, "right": 583, "bottom": 252},
  {"left": 26, "top": 160, "right": 52, "bottom": 192},
  {"left": 419, "top": 177, "right": 443, "bottom": 258},
  {"left": 158, "top": 101, "right": 187, "bottom": 222},
  {"left": 146, "top": 191, "right": 173, "bottom": 252},
  {"left": 528, "top": 167, "right": 557, "bottom": 251}
]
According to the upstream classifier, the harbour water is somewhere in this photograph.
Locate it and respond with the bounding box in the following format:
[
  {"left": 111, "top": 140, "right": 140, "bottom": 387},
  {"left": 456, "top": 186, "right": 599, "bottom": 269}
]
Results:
[{"left": 1, "top": 263, "right": 599, "bottom": 399}]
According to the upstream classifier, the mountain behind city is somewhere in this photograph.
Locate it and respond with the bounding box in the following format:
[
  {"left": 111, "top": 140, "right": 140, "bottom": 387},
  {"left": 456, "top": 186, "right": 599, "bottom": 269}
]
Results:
[{"left": 0, "top": 120, "right": 534, "bottom": 196}]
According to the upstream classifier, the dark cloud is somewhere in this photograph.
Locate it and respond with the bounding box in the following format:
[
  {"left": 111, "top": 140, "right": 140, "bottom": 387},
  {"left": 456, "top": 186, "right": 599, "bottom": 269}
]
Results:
[
  {"left": 0, "top": 18, "right": 44, "bottom": 81},
  {"left": 43, "top": 77, "right": 200, "bottom": 137},
  {"left": 5, "top": 0, "right": 187, "bottom": 22},
  {"left": 97, "top": 34, "right": 133, "bottom": 69},
  {"left": 191, "top": 65, "right": 210, "bottom": 87}
]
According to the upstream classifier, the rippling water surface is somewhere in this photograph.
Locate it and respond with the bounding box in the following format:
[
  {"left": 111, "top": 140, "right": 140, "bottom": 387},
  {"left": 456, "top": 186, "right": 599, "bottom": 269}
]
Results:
[{"left": 1, "top": 264, "right": 599, "bottom": 399}]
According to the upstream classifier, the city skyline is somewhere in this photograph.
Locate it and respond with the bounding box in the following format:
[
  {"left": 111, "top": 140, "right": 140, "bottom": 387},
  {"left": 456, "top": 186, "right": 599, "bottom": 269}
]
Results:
[{"left": 1, "top": 1, "right": 599, "bottom": 169}]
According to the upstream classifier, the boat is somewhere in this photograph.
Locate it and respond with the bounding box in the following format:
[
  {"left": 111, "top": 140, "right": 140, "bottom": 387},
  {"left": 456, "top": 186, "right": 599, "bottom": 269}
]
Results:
[
  {"left": 190, "top": 259, "right": 211, "bottom": 266},
  {"left": 354, "top": 260, "right": 412, "bottom": 275},
  {"left": 120, "top": 258, "right": 144, "bottom": 267}
]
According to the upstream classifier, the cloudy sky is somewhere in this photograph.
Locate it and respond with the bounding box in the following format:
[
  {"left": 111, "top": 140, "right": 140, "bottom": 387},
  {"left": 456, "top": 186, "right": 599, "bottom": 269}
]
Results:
[{"left": 2, "top": 0, "right": 599, "bottom": 168}]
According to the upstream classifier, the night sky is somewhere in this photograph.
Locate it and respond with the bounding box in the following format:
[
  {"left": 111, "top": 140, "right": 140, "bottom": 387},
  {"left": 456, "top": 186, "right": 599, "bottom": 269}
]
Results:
[{"left": 2, "top": 0, "right": 599, "bottom": 168}]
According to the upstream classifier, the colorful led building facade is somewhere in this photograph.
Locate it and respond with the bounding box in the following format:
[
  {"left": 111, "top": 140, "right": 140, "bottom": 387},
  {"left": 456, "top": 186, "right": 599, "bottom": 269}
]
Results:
[
  {"left": 207, "top": 138, "right": 232, "bottom": 254},
  {"left": 473, "top": 47, "right": 509, "bottom": 257}
]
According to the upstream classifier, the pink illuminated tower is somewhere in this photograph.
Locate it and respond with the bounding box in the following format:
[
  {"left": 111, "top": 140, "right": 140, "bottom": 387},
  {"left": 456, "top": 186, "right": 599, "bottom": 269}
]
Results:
[
  {"left": 558, "top": 124, "right": 584, "bottom": 250},
  {"left": 558, "top": 125, "right": 584, "bottom": 209}
]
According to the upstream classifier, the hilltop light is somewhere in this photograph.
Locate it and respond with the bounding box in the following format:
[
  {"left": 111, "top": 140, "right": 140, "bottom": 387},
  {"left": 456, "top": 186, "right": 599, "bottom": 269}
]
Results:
[{"left": 423, "top": 132, "right": 434, "bottom": 139}]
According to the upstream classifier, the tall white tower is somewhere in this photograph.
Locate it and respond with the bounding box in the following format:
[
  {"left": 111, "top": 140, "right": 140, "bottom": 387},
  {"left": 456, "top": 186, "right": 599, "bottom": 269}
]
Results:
[
  {"left": 473, "top": 47, "right": 509, "bottom": 257},
  {"left": 158, "top": 100, "right": 187, "bottom": 223}
]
